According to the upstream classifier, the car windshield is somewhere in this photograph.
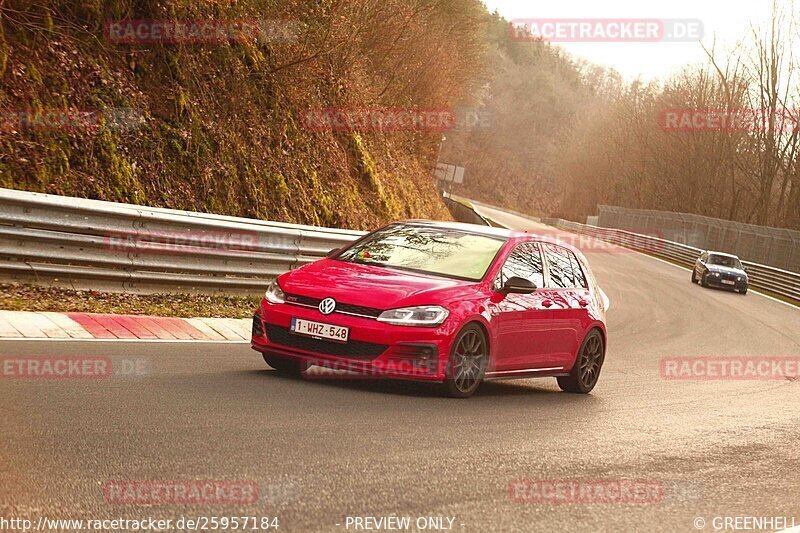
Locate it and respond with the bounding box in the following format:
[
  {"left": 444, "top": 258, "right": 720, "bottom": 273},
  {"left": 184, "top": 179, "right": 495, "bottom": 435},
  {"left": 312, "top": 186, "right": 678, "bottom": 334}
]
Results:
[
  {"left": 708, "top": 254, "right": 742, "bottom": 269},
  {"left": 336, "top": 224, "right": 506, "bottom": 281}
]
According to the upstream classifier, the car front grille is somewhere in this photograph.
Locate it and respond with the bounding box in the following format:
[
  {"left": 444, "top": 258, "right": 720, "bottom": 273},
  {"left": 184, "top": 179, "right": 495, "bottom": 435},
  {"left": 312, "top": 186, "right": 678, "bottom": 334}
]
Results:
[
  {"left": 264, "top": 324, "right": 388, "bottom": 361},
  {"left": 284, "top": 293, "right": 383, "bottom": 318}
]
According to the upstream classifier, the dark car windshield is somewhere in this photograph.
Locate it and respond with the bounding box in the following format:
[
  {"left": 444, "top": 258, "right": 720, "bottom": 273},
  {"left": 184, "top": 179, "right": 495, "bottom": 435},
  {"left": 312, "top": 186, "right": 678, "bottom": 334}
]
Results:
[
  {"left": 708, "top": 254, "right": 742, "bottom": 269},
  {"left": 336, "top": 224, "right": 506, "bottom": 281}
]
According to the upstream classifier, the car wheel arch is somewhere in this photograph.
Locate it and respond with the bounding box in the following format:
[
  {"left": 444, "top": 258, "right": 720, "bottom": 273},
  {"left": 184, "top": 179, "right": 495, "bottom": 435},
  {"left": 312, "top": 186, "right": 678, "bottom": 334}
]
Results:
[
  {"left": 584, "top": 326, "right": 606, "bottom": 354},
  {"left": 457, "top": 319, "right": 492, "bottom": 357},
  {"left": 565, "top": 326, "right": 606, "bottom": 374}
]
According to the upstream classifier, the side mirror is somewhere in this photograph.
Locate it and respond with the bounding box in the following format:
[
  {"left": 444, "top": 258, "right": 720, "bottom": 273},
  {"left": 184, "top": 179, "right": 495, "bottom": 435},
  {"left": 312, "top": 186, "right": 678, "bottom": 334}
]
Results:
[
  {"left": 501, "top": 276, "right": 537, "bottom": 294},
  {"left": 743, "top": 266, "right": 748, "bottom": 272},
  {"left": 327, "top": 246, "right": 342, "bottom": 258}
]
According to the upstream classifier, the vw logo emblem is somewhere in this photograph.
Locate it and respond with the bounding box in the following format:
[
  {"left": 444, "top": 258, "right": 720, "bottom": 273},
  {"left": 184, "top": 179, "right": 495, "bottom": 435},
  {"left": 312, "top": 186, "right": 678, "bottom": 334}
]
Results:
[{"left": 319, "top": 297, "right": 337, "bottom": 315}]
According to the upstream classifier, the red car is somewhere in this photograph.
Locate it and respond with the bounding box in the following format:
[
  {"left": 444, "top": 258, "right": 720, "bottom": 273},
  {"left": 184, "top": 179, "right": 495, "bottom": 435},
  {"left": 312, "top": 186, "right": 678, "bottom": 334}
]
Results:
[{"left": 251, "top": 221, "right": 607, "bottom": 398}]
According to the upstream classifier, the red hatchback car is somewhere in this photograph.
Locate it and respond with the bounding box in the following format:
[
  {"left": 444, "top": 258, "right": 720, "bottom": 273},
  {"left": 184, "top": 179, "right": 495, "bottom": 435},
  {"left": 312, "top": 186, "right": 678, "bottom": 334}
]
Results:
[{"left": 251, "top": 221, "right": 607, "bottom": 397}]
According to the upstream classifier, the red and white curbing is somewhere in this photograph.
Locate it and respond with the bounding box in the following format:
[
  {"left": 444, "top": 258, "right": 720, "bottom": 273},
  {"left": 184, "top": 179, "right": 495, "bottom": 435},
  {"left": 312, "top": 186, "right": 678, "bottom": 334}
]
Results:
[{"left": 0, "top": 311, "right": 250, "bottom": 342}]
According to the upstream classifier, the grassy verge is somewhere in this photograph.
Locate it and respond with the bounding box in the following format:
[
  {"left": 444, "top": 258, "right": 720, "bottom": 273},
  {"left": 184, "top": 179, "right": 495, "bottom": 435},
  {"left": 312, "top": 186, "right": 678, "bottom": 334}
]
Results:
[{"left": 0, "top": 284, "right": 260, "bottom": 318}]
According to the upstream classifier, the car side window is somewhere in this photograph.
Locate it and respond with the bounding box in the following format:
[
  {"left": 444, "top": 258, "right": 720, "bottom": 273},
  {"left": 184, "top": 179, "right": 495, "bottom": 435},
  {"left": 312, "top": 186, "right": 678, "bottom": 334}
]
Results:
[
  {"left": 569, "top": 252, "right": 589, "bottom": 289},
  {"left": 544, "top": 244, "right": 587, "bottom": 289},
  {"left": 543, "top": 244, "right": 576, "bottom": 288},
  {"left": 497, "top": 242, "right": 545, "bottom": 289}
]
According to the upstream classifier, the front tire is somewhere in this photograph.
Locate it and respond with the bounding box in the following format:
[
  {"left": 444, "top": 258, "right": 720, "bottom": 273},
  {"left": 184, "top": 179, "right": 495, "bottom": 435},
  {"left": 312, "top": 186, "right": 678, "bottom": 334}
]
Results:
[
  {"left": 263, "top": 353, "right": 303, "bottom": 376},
  {"left": 739, "top": 287, "right": 748, "bottom": 295},
  {"left": 700, "top": 271, "right": 709, "bottom": 287},
  {"left": 442, "top": 324, "right": 488, "bottom": 398},
  {"left": 558, "top": 329, "right": 605, "bottom": 394}
]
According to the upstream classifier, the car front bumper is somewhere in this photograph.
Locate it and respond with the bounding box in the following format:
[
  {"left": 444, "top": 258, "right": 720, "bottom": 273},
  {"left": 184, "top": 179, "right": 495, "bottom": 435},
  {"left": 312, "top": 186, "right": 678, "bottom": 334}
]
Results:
[
  {"left": 250, "top": 301, "right": 458, "bottom": 381},
  {"left": 705, "top": 275, "right": 747, "bottom": 291}
]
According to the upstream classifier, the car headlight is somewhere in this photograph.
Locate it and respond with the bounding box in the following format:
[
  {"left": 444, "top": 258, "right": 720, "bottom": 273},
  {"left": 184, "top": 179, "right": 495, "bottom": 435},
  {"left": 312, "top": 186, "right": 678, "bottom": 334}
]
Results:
[
  {"left": 737, "top": 276, "right": 742, "bottom": 282},
  {"left": 377, "top": 306, "right": 449, "bottom": 327},
  {"left": 711, "top": 272, "right": 720, "bottom": 277},
  {"left": 265, "top": 280, "right": 286, "bottom": 304}
]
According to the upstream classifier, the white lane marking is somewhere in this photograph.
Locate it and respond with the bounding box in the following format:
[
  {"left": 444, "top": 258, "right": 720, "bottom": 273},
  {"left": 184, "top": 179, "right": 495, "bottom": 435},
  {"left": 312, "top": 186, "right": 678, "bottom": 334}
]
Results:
[{"left": 599, "top": 288, "right": 611, "bottom": 312}]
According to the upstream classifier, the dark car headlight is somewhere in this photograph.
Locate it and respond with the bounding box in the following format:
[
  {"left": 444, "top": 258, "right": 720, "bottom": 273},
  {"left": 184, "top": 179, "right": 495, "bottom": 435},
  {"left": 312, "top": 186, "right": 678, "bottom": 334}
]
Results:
[
  {"left": 710, "top": 272, "right": 720, "bottom": 277},
  {"left": 377, "top": 306, "right": 449, "bottom": 327},
  {"left": 265, "top": 280, "right": 286, "bottom": 304}
]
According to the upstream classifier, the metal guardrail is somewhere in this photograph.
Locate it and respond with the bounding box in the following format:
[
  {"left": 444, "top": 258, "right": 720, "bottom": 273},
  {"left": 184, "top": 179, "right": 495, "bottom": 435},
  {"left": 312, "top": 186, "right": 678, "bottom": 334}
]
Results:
[
  {"left": 551, "top": 219, "right": 800, "bottom": 303},
  {"left": 597, "top": 204, "right": 800, "bottom": 272},
  {"left": 465, "top": 198, "right": 799, "bottom": 303},
  {"left": 441, "top": 192, "right": 492, "bottom": 226},
  {"left": 0, "top": 188, "right": 365, "bottom": 293},
  {"left": 2, "top": 187, "right": 797, "bottom": 302}
]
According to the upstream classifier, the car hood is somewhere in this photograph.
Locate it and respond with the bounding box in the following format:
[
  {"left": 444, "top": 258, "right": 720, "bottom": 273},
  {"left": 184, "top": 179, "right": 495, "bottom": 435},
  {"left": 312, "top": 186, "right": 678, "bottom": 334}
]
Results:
[
  {"left": 278, "top": 258, "right": 477, "bottom": 309},
  {"left": 707, "top": 265, "right": 747, "bottom": 277}
]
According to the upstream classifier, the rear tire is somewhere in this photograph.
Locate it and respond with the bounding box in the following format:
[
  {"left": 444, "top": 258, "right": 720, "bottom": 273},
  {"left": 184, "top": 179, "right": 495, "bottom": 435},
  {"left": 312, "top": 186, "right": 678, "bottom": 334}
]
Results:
[
  {"left": 691, "top": 270, "right": 697, "bottom": 283},
  {"left": 442, "top": 324, "right": 488, "bottom": 398},
  {"left": 263, "top": 353, "right": 302, "bottom": 376},
  {"left": 558, "top": 329, "right": 605, "bottom": 394}
]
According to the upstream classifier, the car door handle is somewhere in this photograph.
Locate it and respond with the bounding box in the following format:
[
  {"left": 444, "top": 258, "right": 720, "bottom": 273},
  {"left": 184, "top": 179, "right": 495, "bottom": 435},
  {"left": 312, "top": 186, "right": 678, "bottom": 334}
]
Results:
[{"left": 541, "top": 300, "right": 553, "bottom": 308}]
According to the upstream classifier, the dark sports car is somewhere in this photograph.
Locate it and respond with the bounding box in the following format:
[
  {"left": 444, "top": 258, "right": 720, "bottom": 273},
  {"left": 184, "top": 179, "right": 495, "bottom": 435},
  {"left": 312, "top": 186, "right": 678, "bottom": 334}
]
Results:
[{"left": 692, "top": 251, "right": 749, "bottom": 294}]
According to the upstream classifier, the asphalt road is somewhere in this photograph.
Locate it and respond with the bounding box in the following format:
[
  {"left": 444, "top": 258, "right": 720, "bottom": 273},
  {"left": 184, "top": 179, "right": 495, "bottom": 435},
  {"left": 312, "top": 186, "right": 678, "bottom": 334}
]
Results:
[{"left": 2, "top": 208, "right": 799, "bottom": 532}]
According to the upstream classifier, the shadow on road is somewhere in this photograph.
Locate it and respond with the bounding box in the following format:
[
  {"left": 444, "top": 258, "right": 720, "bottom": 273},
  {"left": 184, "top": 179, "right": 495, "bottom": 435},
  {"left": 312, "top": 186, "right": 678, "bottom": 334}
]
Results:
[{"left": 243, "top": 368, "right": 601, "bottom": 404}]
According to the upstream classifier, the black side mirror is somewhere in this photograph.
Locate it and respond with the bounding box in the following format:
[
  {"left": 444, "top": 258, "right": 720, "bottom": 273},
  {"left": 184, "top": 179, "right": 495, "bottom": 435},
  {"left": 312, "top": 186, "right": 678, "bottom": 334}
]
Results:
[
  {"left": 501, "top": 276, "right": 537, "bottom": 294},
  {"left": 327, "top": 246, "right": 342, "bottom": 258}
]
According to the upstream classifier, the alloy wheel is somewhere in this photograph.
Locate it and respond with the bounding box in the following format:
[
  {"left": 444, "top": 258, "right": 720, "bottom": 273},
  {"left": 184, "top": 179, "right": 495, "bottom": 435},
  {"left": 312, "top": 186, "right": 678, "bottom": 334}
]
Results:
[
  {"left": 579, "top": 334, "right": 603, "bottom": 389},
  {"left": 451, "top": 329, "right": 487, "bottom": 394}
]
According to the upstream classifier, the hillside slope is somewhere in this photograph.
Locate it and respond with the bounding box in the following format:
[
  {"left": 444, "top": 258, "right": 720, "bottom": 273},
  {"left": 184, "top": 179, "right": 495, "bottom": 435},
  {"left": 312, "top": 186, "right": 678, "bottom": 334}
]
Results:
[{"left": 0, "top": 0, "right": 486, "bottom": 229}]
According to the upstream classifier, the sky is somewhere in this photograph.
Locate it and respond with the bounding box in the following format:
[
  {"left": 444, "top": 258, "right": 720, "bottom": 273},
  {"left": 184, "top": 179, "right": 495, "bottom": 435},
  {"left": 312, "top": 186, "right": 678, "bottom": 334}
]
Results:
[{"left": 481, "top": 0, "right": 785, "bottom": 82}]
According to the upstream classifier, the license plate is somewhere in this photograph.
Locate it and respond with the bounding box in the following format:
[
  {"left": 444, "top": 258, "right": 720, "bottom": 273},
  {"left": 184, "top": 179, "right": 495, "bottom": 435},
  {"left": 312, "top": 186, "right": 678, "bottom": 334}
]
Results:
[
  {"left": 722, "top": 280, "right": 735, "bottom": 285},
  {"left": 291, "top": 318, "right": 349, "bottom": 343}
]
